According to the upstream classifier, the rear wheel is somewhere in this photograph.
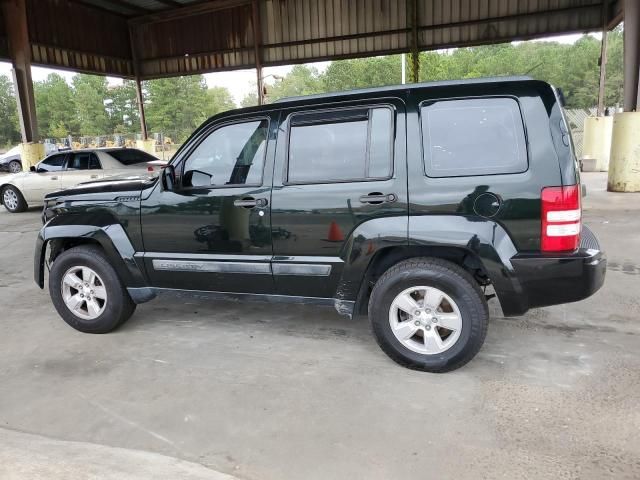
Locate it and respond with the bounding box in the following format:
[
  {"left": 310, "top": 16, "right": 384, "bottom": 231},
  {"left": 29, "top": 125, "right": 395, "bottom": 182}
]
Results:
[
  {"left": 48, "top": 245, "right": 136, "bottom": 333},
  {"left": 2, "top": 185, "right": 27, "bottom": 213},
  {"left": 8, "top": 160, "right": 22, "bottom": 174},
  {"left": 368, "top": 257, "right": 488, "bottom": 372}
]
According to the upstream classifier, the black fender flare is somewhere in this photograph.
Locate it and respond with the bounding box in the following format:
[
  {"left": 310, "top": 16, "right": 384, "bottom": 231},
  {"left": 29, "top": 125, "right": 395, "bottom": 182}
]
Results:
[
  {"left": 34, "top": 222, "right": 149, "bottom": 294},
  {"left": 335, "top": 215, "right": 527, "bottom": 316}
]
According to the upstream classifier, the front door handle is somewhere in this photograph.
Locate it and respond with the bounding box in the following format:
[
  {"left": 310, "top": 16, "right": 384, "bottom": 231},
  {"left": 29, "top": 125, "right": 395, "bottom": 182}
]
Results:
[
  {"left": 234, "top": 197, "right": 268, "bottom": 209},
  {"left": 90, "top": 174, "right": 99, "bottom": 179},
  {"left": 51, "top": 176, "right": 58, "bottom": 180},
  {"left": 359, "top": 193, "right": 397, "bottom": 205}
]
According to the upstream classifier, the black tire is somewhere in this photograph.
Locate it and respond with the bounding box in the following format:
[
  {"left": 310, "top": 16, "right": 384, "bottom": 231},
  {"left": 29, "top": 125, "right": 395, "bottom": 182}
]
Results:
[
  {"left": 2, "top": 185, "right": 28, "bottom": 213},
  {"left": 8, "top": 160, "right": 22, "bottom": 174},
  {"left": 368, "top": 257, "right": 488, "bottom": 373},
  {"left": 48, "top": 245, "right": 136, "bottom": 333}
]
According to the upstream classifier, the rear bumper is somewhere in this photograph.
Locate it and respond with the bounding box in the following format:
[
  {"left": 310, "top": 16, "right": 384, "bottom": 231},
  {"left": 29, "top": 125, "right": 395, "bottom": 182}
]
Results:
[{"left": 499, "top": 227, "right": 606, "bottom": 316}]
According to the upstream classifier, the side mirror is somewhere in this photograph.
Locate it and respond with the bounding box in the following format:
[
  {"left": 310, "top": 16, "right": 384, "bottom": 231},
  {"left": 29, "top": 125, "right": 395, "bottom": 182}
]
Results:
[
  {"left": 30, "top": 166, "right": 36, "bottom": 172},
  {"left": 162, "top": 164, "right": 176, "bottom": 191}
]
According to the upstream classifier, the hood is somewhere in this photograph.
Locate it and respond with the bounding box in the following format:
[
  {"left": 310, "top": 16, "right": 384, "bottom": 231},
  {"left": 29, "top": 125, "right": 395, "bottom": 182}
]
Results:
[
  {"left": 45, "top": 176, "right": 157, "bottom": 201},
  {"left": 0, "top": 171, "right": 29, "bottom": 183}
]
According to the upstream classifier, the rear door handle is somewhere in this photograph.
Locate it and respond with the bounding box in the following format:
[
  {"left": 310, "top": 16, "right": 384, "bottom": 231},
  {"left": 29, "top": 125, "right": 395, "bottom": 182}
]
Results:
[
  {"left": 234, "top": 197, "right": 268, "bottom": 209},
  {"left": 90, "top": 174, "right": 99, "bottom": 179},
  {"left": 359, "top": 193, "right": 397, "bottom": 205},
  {"left": 51, "top": 176, "right": 58, "bottom": 180}
]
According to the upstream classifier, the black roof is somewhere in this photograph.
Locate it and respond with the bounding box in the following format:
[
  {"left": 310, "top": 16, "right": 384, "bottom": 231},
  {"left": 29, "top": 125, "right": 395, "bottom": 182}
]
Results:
[{"left": 272, "top": 76, "right": 536, "bottom": 104}]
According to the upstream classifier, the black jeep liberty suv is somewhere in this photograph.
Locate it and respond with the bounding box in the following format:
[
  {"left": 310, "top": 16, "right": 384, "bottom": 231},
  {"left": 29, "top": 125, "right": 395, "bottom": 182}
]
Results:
[{"left": 35, "top": 77, "right": 606, "bottom": 372}]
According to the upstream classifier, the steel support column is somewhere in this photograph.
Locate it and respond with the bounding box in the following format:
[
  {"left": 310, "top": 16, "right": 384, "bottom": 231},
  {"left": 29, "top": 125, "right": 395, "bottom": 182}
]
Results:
[
  {"left": 623, "top": 0, "right": 640, "bottom": 111},
  {"left": 252, "top": 0, "right": 264, "bottom": 105},
  {"left": 128, "top": 26, "right": 148, "bottom": 140},
  {"left": 597, "top": 1, "right": 610, "bottom": 116},
  {"left": 135, "top": 78, "right": 148, "bottom": 140},
  {"left": 2, "top": 0, "right": 38, "bottom": 143}
]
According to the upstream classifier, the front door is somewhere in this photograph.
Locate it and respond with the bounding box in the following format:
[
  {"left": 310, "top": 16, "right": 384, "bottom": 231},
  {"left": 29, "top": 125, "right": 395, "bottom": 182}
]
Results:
[
  {"left": 140, "top": 115, "right": 276, "bottom": 294},
  {"left": 29, "top": 153, "right": 66, "bottom": 203},
  {"left": 270, "top": 99, "right": 408, "bottom": 298}
]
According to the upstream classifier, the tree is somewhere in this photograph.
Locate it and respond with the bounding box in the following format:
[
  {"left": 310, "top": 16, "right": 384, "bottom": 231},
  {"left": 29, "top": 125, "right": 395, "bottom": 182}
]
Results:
[
  {"left": 324, "top": 56, "right": 401, "bottom": 91},
  {"left": 204, "top": 86, "right": 236, "bottom": 118},
  {"left": 107, "top": 80, "right": 139, "bottom": 134},
  {"left": 0, "top": 75, "right": 21, "bottom": 147},
  {"left": 34, "top": 73, "right": 78, "bottom": 138},
  {"left": 72, "top": 74, "right": 110, "bottom": 136},
  {"left": 145, "top": 75, "right": 209, "bottom": 141},
  {"left": 264, "top": 65, "right": 324, "bottom": 102},
  {"left": 240, "top": 91, "right": 259, "bottom": 108}
]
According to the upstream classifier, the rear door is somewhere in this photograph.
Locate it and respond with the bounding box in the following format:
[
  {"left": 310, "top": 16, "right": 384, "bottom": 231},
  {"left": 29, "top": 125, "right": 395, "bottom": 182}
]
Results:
[
  {"left": 270, "top": 98, "right": 407, "bottom": 298},
  {"left": 60, "top": 152, "right": 103, "bottom": 188}
]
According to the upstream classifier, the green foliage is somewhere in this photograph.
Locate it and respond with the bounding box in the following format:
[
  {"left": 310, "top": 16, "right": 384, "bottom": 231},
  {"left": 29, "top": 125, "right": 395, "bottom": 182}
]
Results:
[
  {"left": 145, "top": 75, "right": 211, "bottom": 142},
  {"left": 265, "top": 65, "right": 325, "bottom": 102},
  {"left": 72, "top": 74, "right": 110, "bottom": 136},
  {"left": 107, "top": 80, "right": 139, "bottom": 134},
  {"left": 240, "top": 91, "right": 259, "bottom": 108},
  {"left": 205, "top": 86, "right": 236, "bottom": 117},
  {"left": 34, "top": 73, "right": 78, "bottom": 138},
  {"left": 0, "top": 75, "right": 21, "bottom": 147}
]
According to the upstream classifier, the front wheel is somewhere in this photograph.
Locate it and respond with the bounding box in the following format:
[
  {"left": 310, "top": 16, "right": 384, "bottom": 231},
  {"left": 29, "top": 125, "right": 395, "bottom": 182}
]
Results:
[
  {"left": 2, "top": 185, "right": 27, "bottom": 213},
  {"left": 48, "top": 245, "right": 136, "bottom": 333},
  {"left": 369, "top": 257, "right": 488, "bottom": 373}
]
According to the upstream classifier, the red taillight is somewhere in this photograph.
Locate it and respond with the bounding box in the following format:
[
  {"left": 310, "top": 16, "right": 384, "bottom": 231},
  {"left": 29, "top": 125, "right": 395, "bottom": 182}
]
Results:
[
  {"left": 541, "top": 185, "right": 581, "bottom": 252},
  {"left": 147, "top": 166, "right": 154, "bottom": 172}
]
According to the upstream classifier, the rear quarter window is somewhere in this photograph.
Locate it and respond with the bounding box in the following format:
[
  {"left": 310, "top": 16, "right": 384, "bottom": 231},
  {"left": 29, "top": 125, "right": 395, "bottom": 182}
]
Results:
[
  {"left": 107, "top": 149, "right": 157, "bottom": 165},
  {"left": 420, "top": 97, "right": 528, "bottom": 177}
]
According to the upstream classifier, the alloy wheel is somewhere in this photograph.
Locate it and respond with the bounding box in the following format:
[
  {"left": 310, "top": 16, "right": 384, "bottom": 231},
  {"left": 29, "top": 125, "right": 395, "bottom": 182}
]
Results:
[
  {"left": 61, "top": 266, "right": 108, "bottom": 320},
  {"left": 388, "top": 286, "right": 462, "bottom": 355},
  {"left": 3, "top": 189, "right": 19, "bottom": 211}
]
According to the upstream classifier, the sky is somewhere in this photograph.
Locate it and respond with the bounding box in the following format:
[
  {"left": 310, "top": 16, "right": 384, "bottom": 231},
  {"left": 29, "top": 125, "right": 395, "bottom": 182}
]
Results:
[{"left": 0, "top": 32, "right": 599, "bottom": 106}]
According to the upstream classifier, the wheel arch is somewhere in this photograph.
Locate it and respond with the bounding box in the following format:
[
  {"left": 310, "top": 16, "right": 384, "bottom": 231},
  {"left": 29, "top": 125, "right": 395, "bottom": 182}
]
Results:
[
  {"left": 337, "top": 214, "right": 528, "bottom": 317},
  {"left": 0, "top": 182, "right": 21, "bottom": 205},
  {"left": 350, "top": 245, "right": 493, "bottom": 316},
  {"left": 34, "top": 222, "right": 148, "bottom": 291}
]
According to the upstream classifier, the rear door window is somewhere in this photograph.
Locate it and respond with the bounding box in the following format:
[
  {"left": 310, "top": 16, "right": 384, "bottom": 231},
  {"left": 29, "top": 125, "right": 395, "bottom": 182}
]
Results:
[
  {"left": 65, "top": 152, "right": 101, "bottom": 170},
  {"left": 420, "top": 97, "right": 527, "bottom": 177},
  {"left": 286, "top": 106, "right": 394, "bottom": 184},
  {"left": 107, "top": 149, "right": 157, "bottom": 165}
]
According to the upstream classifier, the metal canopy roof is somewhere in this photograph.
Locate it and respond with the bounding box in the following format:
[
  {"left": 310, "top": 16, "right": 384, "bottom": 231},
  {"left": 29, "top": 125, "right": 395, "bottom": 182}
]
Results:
[{"left": 0, "top": 0, "right": 624, "bottom": 80}]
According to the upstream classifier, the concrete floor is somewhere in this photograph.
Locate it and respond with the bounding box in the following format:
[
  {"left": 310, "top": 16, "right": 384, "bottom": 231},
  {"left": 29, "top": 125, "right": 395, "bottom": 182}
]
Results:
[{"left": 0, "top": 172, "right": 639, "bottom": 479}]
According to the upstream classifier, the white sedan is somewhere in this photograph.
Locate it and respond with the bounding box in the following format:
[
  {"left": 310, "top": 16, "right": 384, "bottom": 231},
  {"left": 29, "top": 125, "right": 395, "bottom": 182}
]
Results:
[{"left": 1, "top": 148, "right": 164, "bottom": 213}]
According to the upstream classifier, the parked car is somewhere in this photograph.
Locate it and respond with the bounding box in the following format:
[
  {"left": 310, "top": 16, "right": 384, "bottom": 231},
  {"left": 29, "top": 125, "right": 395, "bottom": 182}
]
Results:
[
  {"left": 1, "top": 148, "right": 163, "bottom": 213},
  {"left": 35, "top": 77, "right": 606, "bottom": 372},
  {"left": 0, "top": 142, "right": 68, "bottom": 174},
  {"left": 0, "top": 146, "right": 23, "bottom": 173}
]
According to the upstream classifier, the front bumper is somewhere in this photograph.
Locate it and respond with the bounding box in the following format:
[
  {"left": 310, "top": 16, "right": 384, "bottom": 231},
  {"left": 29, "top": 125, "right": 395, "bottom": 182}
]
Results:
[{"left": 503, "top": 226, "right": 606, "bottom": 315}]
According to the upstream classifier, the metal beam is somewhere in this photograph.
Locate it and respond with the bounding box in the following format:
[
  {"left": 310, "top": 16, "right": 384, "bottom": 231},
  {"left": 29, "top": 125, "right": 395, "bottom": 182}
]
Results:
[
  {"left": 597, "top": 1, "right": 610, "bottom": 116},
  {"left": 130, "top": 0, "right": 251, "bottom": 25},
  {"left": 2, "top": 0, "right": 38, "bottom": 142},
  {"left": 153, "top": 0, "right": 182, "bottom": 8},
  {"left": 623, "top": 0, "right": 640, "bottom": 111},
  {"left": 97, "top": 0, "right": 151, "bottom": 14}
]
